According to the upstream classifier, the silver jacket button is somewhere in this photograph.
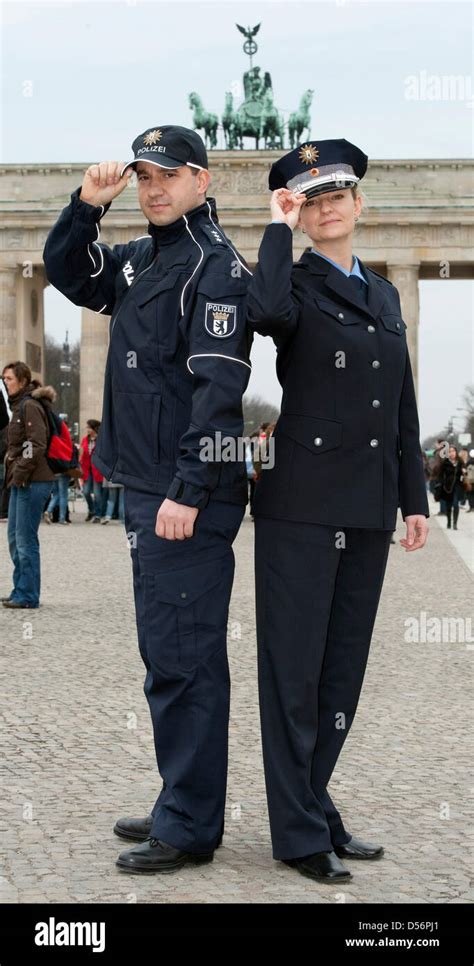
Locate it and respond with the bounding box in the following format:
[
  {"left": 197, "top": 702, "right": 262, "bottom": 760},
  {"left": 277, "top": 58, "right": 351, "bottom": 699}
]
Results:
[
  {"left": 367, "top": 324, "right": 375, "bottom": 333},
  {"left": 370, "top": 439, "right": 379, "bottom": 447},
  {"left": 314, "top": 437, "right": 323, "bottom": 446},
  {"left": 372, "top": 399, "right": 381, "bottom": 408},
  {"left": 372, "top": 360, "right": 380, "bottom": 368},
  {"left": 396, "top": 322, "right": 400, "bottom": 329},
  {"left": 338, "top": 312, "right": 344, "bottom": 319}
]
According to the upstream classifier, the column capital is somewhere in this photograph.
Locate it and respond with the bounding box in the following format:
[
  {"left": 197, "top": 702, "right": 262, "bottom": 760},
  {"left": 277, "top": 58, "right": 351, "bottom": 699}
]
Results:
[
  {"left": 385, "top": 260, "right": 421, "bottom": 272},
  {"left": 0, "top": 262, "right": 19, "bottom": 273}
]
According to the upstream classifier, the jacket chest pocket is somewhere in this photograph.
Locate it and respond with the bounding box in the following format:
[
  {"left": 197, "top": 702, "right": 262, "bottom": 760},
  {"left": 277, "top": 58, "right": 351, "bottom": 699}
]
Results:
[
  {"left": 134, "top": 268, "right": 190, "bottom": 308},
  {"left": 379, "top": 313, "right": 407, "bottom": 336},
  {"left": 313, "top": 294, "right": 360, "bottom": 326},
  {"left": 135, "top": 268, "right": 193, "bottom": 354},
  {"left": 277, "top": 413, "right": 343, "bottom": 454}
]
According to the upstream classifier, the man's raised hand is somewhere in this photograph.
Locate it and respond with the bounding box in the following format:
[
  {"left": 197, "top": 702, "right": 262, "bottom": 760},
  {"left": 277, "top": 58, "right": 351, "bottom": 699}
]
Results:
[{"left": 79, "top": 161, "right": 134, "bottom": 207}]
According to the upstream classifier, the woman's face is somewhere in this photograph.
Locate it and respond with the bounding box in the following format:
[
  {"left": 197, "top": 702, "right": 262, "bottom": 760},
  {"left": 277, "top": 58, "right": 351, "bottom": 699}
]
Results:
[
  {"left": 298, "top": 188, "right": 362, "bottom": 245},
  {"left": 449, "top": 446, "right": 457, "bottom": 461},
  {"left": 2, "top": 369, "right": 27, "bottom": 396}
]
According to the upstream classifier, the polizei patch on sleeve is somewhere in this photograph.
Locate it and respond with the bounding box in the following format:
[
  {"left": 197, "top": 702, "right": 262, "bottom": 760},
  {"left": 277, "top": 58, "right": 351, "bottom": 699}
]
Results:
[{"left": 204, "top": 302, "right": 237, "bottom": 338}]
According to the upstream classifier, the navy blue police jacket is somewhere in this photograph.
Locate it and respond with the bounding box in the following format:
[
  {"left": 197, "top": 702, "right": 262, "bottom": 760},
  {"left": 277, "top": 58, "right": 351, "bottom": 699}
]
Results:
[
  {"left": 43, "top": 188, "right": 253, "bottom": 509},
  {"left": 247, "top": 223, "right": 429, "bottom": 530}
]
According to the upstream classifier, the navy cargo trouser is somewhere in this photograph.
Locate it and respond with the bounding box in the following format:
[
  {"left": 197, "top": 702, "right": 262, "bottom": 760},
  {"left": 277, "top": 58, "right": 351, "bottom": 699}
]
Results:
[
  {"left": 124, "top": 487, "right": 245, "bottom": 854},
  {"left": 254, "top": 516, "right": 392, "bottom": 861}
]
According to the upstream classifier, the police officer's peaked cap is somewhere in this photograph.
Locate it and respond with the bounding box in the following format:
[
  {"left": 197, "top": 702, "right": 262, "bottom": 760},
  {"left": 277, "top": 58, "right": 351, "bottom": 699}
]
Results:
[
  {"left": 269, "top": 139, "right": 368, "bottom": 199},
  {"left": 121, "top": 125, "right": 208, "bottom": 178}
]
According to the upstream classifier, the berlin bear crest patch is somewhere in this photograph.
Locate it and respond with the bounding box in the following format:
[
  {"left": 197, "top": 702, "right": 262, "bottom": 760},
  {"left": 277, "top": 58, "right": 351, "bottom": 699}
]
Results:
[{"left": 204, "top": 302, "right": 237, "bottom": 338}]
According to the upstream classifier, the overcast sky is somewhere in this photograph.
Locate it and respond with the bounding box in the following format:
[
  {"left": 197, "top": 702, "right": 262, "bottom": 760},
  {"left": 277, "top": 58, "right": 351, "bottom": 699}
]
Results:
[{"left": 1, "top": 0, "right": 472, "bottom": 440}]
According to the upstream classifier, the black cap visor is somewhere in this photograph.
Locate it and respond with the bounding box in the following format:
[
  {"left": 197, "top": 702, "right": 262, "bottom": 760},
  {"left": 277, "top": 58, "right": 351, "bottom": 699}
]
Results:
[
  {"left": 303, "top": 179, "right": 357, "bottom": 200},
  {"left": 120, "top": 155, "right": 186, "bottom": 178}
]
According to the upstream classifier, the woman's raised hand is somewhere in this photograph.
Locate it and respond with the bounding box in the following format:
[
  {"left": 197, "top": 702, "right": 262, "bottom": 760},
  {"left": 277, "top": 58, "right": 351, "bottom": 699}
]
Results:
[{"left": 270, "top": 188, "right": 306, "bottom": 230}]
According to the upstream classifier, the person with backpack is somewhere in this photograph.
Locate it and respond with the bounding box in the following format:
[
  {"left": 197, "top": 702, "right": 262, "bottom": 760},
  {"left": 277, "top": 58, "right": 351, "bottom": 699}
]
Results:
[
  {"left": 2, "top": 361, "right": 56, "bottom": 608},
  {"left": 79, "top": 420, "right": 104, "bottom": 522}
]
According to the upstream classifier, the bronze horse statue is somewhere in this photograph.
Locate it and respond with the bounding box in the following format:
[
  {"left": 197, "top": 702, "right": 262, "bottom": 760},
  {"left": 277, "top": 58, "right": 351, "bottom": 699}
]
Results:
[
  {"left": 288, "top": 89, "right": 314, "bottom": 148},
  {"left": 188, "top": 92, "right": 218, "bottom": 149}
]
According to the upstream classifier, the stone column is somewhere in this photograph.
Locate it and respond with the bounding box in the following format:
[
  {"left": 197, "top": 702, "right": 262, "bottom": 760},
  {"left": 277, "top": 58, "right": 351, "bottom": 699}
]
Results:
[
  {"left": 0, "top": 264, "right": 19, "bottom": 365},
  {"left": 386, "top": 261, "right": 420, "bottom": 396},
  {"left": 80, "top": 308, "right": 110, "bottom": 435}
]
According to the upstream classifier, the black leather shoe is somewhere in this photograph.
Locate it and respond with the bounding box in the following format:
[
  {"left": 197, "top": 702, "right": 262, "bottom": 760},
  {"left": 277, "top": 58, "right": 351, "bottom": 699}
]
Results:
[
  {"left": 113, "top": 813, "right": 225, "bottom": 848},
  {"left": 282, "top": 850, "right": 352, "bottom": 882},
  {"left": 113, "top": 814, "right": 154, "bottom": 842},
  {"left": 334, "top": 835, "right": 384, "bottom": 860},
  {"left": 116, "top": 836, "right": 215, "bottom": 874}
]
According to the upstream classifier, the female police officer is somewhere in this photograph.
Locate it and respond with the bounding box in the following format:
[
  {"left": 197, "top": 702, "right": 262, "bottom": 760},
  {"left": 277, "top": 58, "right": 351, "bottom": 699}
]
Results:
[{"left": 247, "top": 139, "right": 429, "bottom": 883}]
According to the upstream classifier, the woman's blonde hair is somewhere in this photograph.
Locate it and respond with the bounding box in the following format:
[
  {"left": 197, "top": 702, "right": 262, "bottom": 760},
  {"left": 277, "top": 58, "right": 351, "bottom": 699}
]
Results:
[{"left": 351, "top": 184, "right": 368, "bottom": 220}]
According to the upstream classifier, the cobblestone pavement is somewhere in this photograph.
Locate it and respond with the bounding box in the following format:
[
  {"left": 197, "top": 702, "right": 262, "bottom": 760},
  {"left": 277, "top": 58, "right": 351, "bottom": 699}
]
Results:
[{"left": 0, "top": 494, "right": 472, "bottom": 905}]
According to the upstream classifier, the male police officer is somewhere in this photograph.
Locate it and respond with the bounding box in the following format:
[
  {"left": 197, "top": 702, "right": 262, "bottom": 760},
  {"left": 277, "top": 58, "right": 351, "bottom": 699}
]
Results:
[{"left": 43, "top": 126, "right": 252, "bottom": 873}]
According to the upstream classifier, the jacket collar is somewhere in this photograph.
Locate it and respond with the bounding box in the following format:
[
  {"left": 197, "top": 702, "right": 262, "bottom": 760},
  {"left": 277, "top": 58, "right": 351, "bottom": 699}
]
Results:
[
  {"left": 147, "top": 196, "right": 219, "bottom": 256},
  {"left": 297, "top": 250, "right": 387, "bottom": 321},
  {"left": 9, "top": 382, "right": 36, "bottom": 405},
  {"left": 9, "top": 382, "right": 56, "bottom": 407}
]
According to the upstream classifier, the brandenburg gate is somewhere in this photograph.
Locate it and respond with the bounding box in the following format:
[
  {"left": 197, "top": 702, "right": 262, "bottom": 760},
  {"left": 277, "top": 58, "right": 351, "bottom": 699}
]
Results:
[{"left": 0, "top": 155, "right": 472, "bottom": 430}]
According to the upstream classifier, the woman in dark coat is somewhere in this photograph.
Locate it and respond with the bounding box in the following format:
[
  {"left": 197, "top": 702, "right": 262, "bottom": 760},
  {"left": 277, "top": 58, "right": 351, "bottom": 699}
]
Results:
[
  {"left": 246, "top": 139, "right": 429, "bottom": 884},
  {"left": 438, "top": 445, "right": 466, "bottom": 529}
]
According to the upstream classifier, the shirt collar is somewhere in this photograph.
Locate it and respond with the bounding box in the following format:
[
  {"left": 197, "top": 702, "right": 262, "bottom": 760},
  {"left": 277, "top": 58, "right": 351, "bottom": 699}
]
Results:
[
  {"left": 147, "top": 196, "right": 219, "bottom": 253},
  {"left": 311, "top": 249, "right": 368, "bottom": 283}
]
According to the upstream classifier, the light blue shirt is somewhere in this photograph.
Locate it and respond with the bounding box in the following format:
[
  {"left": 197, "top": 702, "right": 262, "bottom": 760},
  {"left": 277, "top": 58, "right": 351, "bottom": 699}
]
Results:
[
  {"left": 269, "top": 222, "right": 368, "bottom": 284},
  {"left": 311, "top": 249, "right": 368, "bottom": 284}
]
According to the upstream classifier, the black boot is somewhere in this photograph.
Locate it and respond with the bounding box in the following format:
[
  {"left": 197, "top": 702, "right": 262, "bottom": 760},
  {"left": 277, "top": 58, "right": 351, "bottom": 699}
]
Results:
[
  {"left": 453, "top": 506, "right": 459, "bottom": 530},
  {"left": 446, "top": 507, "right": 451, "bottom": 528}
]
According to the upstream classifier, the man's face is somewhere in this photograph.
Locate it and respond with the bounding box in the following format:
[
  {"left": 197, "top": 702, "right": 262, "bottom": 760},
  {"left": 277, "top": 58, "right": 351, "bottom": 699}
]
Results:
[{"left": 135, "top": 161, "right": 210, "bottom": 225}]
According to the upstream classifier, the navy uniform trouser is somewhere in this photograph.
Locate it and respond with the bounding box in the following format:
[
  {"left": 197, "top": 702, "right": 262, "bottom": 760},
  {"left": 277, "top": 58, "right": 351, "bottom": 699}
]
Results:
[
  {"left": 124, "top": 487, "right": 245, "bottom": 854},
  {"left": 254, "top": 516, "right": 393, "bottom": 861}
]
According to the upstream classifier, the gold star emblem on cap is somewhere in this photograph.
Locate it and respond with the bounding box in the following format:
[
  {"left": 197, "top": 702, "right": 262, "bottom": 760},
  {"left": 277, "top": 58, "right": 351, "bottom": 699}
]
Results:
[
  {"left": 143, "top": 129, "right": 162, "bottom": 146},
  {"left": 298, "top": 144, "right": 319, "bottom": 165}
]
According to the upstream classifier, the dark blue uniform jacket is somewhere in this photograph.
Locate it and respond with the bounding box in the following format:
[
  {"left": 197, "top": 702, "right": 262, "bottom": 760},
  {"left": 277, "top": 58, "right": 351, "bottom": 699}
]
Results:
[
  {"left": 43, "top": 189, "right": 253, "bottom": 508},
  {"left": 247, "top": 224, "right": 429, "bottom": 530}
]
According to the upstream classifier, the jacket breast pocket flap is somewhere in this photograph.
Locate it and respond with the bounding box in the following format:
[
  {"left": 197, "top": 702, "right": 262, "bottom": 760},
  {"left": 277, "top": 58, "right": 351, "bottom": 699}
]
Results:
[
  {"left": 136, "top": 269, "right": 189, "bottom": 307},
  {"left": 380, "top": 314, "right": 406, "bottom": 335},
  {"left": 278, "top": 414, "right": 343, "bottom": 455},
  {"left": 313, "top": 295, "right": 359, "bottom": 325}
]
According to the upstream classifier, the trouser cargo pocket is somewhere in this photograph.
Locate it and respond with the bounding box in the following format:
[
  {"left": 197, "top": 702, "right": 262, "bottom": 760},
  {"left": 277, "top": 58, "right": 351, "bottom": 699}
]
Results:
[{"left": 142, "top": 554, "right": 234, "bottom": 673}]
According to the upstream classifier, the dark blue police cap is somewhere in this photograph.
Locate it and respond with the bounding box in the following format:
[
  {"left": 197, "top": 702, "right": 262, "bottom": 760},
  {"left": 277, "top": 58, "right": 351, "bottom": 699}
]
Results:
[
  {"left": 121, "top": 125, "right": 208, "bottom": 178},
  {"left": 269, "top": 139, "right": 368, "bottom": 198}
]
